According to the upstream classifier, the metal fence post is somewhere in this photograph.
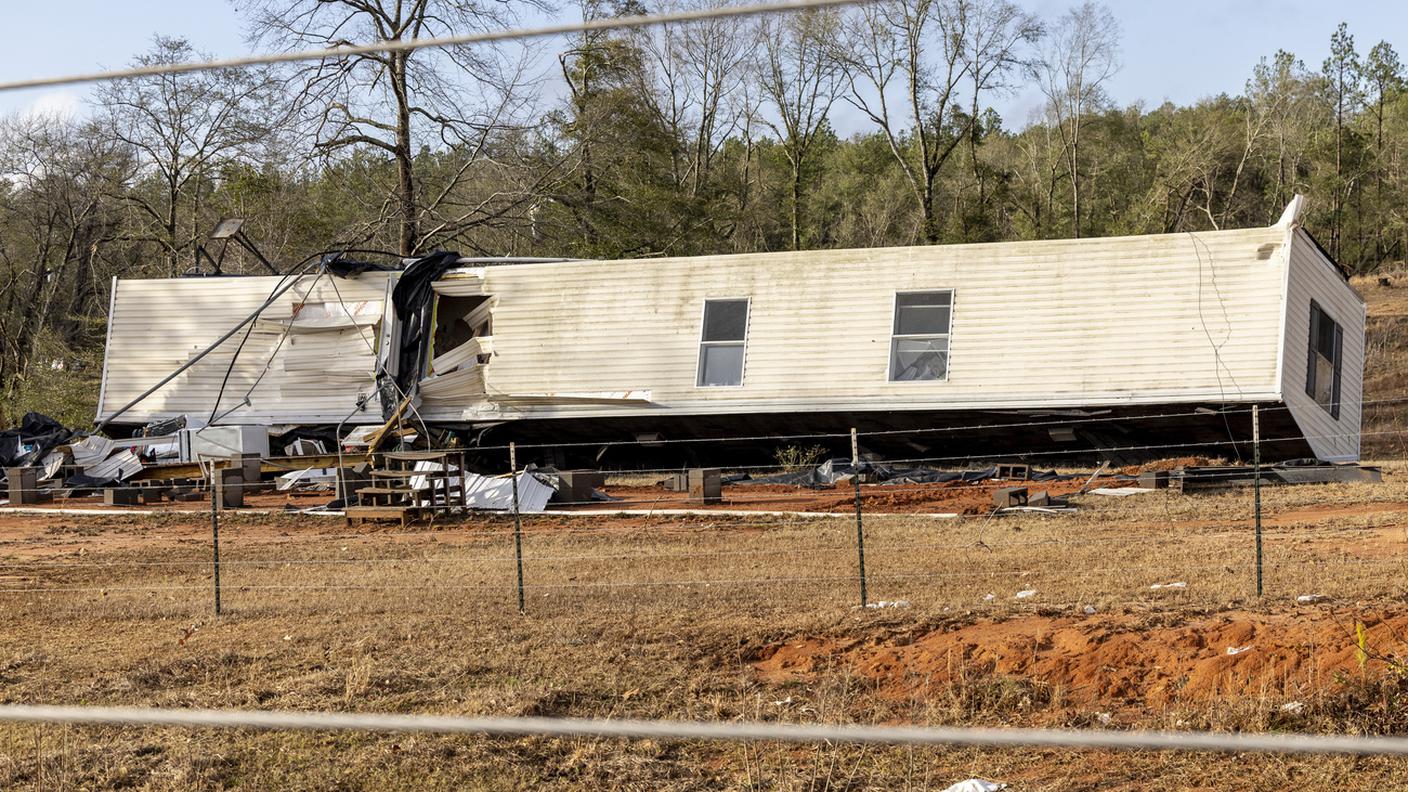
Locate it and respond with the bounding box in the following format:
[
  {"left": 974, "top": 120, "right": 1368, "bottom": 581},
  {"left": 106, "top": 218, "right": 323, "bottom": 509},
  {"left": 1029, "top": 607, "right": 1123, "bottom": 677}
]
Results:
[
  {"left": 1253, "top": 405, "right": 1263, "bottom": 597},
  {"left": 208, "top": 461, "right": 222, "bottom": 616},
  {"left": 851, "top": 428, "right": 868, "bottom": 608},
  {"left": 509, "top": 442, "right": 526, "bottom": 614}
]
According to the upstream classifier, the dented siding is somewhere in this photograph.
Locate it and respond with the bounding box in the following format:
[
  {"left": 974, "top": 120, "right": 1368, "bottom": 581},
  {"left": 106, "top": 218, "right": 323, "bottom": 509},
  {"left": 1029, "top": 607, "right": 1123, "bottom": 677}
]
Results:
[{"left": 97, "top": 272, "right": 393, "bottom": 425}]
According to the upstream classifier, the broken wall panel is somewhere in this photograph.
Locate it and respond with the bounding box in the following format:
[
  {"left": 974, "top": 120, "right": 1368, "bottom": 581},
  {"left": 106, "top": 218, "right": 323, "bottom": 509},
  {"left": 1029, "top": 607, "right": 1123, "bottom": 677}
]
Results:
[{"left": 97, "top": 272, "right": 394, "bottom": 426}]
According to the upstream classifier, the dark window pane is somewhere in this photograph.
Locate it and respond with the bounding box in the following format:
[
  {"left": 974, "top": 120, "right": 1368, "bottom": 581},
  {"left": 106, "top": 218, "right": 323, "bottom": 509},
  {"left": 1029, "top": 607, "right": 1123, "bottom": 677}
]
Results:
[
  {"left": 1307, "top": 302, "right": 1343, "bottom": 418},
  {"left": 894, "top": 292, "right": 952, "bottom": 335},
  {"left": 698, "top": 344, "right": 745, "bottom": 386},
  {"left": 890, "top": 337, "right": 949, "bottom": 381},
  {"left": 702, "top": 299, "right": 749, "bottom": 342}
]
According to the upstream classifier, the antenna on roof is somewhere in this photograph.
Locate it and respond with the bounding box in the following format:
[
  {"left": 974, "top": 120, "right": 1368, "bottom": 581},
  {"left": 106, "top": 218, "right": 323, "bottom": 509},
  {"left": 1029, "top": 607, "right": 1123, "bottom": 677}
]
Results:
[{"left": 192, "top": 218, "right": 281, "bottom": 276}]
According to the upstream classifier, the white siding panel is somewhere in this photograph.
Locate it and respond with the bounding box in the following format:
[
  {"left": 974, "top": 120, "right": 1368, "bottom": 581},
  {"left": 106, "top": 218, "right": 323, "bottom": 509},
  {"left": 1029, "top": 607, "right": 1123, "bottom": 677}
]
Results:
[
  {"left": 433, "top": 226, "right": 1291, "bottom": 421},
  {"left": 1279, "top": 228, "right": 1366, "bottom": 461},
  {"left": 98, "top": 272, "right": 393, "bottom": 425}
]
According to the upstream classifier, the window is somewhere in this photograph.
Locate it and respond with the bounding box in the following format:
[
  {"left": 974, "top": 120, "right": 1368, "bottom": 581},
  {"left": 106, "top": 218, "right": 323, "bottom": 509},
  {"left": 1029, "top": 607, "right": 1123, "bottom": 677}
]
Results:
[
  {"left": 697, "top": 299, "right": 749, "bottom": 387},
  {"left": 1305, "top": 300, "right": 1342, "bottom": 418},
  {"left": 889, "top": 291, "right": 952, "bottom": 381}
]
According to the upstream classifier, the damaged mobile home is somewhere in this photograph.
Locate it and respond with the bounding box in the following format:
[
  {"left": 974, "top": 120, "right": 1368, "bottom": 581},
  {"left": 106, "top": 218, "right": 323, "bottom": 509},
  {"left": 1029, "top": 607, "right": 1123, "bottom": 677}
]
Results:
[{"left": 95, "top": 196, "right": 1364, "bottom": 464}]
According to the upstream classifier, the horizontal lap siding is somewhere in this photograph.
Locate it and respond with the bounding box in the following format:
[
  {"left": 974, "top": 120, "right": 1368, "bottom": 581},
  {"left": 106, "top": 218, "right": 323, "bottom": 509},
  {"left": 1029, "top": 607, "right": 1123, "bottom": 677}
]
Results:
[
  {"left": 465, "top": 227, "right": 1289, "bottom": 420},
  {"left": 99, "top": 273, "right": 392, "bottom": 424},
  {"left": 1280, "top": 229, "right": 1366, "bottom": 460}
]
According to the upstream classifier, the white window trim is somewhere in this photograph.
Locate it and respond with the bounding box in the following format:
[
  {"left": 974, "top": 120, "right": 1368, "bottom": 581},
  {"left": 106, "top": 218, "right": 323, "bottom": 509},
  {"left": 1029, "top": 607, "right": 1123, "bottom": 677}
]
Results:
[
  {"left": 695, "top": 297, "right": 751, "bottom": 388},
  {"left": 886, "top": 289, "right": 954, "bottom": 383}
]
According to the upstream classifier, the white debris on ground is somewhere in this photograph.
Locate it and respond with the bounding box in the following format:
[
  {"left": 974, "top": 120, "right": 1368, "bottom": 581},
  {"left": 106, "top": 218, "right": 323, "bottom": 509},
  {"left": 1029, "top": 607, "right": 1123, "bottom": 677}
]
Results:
[
  {"left": 1014, "top": 589, "right": 1038, "bottom": 599},
  {"left": 1088, "top": 487, "right": 1153, "bottom": 497},
  {"left": 982, "top": 593, "right": 996, "bottom": 602},
  {"left": 1083, "top": 605, "right": 1097, "bottom": 615},
  {"left": 1297, "top": 594, "right": 1329, "bottom": 603},
  {"left": 1149, "top": 581, "right": 1188, "bottom": 590},
  {"left": 1281, "top": 701, "right": 1306, "bottom": 713},
  {"left": 1226, "top": 645, "right": 1253, "bottom": 656},
  {"left": 462, "top": 471, "right": 554, "bottom": 513},
  {"left": 277, "top": 467, "right": 339, "bottom": 491},
  {"left": 1094, "top": 712, "right": 1113, "bottom": 725},
  {"left": 940, "top": 780, "right": 1007, "bottom": 792},
  {"left": 864, "top": 600, "right": 910, "bottom": 609}
]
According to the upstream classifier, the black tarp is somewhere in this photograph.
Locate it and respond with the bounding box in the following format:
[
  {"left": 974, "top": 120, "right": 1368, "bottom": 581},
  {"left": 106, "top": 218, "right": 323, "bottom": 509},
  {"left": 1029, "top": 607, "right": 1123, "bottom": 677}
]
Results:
[
  {"left": 325, "top": 255, "right": 395, "bottom": 279},
  {"left": 0, "top": 412, "right": 72, "bottom": 474},
  {"left": 737, "top": 459, "right": 1077, "bottom": 488},
  {"left": 380, "top": 250, "right": 462, "bottom": 416}
]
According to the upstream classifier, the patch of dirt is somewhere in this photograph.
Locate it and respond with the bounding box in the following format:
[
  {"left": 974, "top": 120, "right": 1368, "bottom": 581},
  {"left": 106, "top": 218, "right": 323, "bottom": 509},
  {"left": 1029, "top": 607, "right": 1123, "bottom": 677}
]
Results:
[
  {"left": 578, "top": 478, "right": 1092, "bottom": 515},
  {"left": 753, "top": 610, "right": 1408, "bottom": 709},
  {"left": 1265, "top": 501, "right": 1408, "bottom": 526}
]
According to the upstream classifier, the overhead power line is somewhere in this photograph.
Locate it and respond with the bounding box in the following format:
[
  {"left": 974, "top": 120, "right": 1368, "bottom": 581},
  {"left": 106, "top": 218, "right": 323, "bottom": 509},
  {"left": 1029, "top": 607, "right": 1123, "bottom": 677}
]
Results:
[
  {"left": 0, "top": 0, "right": 876, "bottom": 93},
  {"left": 1, "top": 705, "right": 1408, "bottom": 755}
]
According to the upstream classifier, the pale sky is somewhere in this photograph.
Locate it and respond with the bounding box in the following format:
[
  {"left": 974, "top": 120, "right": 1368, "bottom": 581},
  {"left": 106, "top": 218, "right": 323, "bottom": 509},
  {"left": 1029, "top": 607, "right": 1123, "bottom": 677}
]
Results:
[{"left": 1, "top": 0, "right": 1405, "bottom": 133}]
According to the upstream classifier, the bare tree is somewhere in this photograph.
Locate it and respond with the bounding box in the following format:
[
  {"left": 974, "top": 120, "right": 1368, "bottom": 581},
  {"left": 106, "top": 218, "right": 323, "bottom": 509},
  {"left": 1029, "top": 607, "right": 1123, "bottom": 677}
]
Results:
[
  {"left": 1030, "top": 1, "right": 1119, "bottom": 238},
  {"left": 838, "top": 0, "right": 1040, "bottom": 243},
  {"left": 632, "top": 0, "right": 754, "bottom": 199},
  {"left": 758, "top": 9, "right": 842, "bottom": 250},
  {"left": 95, "top": 37, "right": 281, "bottom": 275},
  {"left": 0, "top": 116, "right": 133, "bottom": 413},
  {"left": 244, "top": 0, "right": 543, "bottom": 256}
]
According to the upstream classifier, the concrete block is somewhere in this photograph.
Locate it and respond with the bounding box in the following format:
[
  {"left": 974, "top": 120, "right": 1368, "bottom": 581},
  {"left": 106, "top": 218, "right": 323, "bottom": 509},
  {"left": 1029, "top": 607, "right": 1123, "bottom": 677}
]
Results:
[
  {"left": 236, "top": 453, "right": 263, "bottom": 484},
  {"left": 996, "top": 464, "right": 1030, "bottom": 481},
  {"left": 993, "top": 486, "right": 1028, "bottom": 508},
  {"left": 1138, "top": 470, "right": 1170, "bottom": 489},
  {"left": 554, "top": 470, "right": 605, "bottom": 504},
  {"left": 5, "top": 467, "right": 51, "bottom": 505},
  {"left": 688, "top": 468, "right": 722, "bottom": 505},
  {"left": 215, "top": 467, "right": 244, "bottom": 508},
  {"left": 104, "top": 487, "right": 140, "bottom": 506},
  {"left": 336, "top": 464, "right": 372, "bottom": 505},
  {"left": 137, "top": 485, "right": 170, "bottom": 505}
]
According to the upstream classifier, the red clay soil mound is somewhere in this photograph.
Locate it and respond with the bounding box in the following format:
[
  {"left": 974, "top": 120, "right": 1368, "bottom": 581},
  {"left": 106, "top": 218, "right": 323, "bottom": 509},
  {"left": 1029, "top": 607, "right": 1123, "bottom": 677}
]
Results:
[
  {"left": 1115, "top": 456, "right": 1225, "bottom": 476},
  {"left": 753, "top": 610, "right": 1408, "bottom": 709}
]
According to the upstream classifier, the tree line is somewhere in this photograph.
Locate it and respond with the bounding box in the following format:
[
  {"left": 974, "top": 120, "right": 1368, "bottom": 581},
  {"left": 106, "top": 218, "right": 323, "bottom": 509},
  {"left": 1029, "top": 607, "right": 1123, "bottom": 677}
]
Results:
[{"left": 1, "top": 0, "right": 1405, "bottom": 424}]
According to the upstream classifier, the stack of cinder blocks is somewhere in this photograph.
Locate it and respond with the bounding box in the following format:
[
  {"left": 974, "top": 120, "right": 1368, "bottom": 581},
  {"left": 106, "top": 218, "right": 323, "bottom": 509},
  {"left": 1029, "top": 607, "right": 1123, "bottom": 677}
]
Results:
[{"left": 6, "top": 467, "right": 52, "bottom": 505}]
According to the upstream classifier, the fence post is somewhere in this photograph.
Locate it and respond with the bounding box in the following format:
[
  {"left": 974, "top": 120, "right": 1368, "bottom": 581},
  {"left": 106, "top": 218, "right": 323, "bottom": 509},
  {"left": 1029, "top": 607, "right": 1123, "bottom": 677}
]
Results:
[
  {"left": 851, "top": 428, "right": 868, "bottom": 608},
  {"left": 208, "top": 461, "right": 222, "bottom": 616},
  {"left": 1253, "top": 405, "right": 1263, "bottom": 597},
  {"left": 510, "top": 442, "right": 526, "bottom": 614}
]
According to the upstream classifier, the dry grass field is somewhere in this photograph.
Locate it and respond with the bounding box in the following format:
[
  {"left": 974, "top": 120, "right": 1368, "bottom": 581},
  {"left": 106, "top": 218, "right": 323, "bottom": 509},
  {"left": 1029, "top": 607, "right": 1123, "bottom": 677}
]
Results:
[{"left": 3, "top": 467, "right": 1408, "bottom": 790}]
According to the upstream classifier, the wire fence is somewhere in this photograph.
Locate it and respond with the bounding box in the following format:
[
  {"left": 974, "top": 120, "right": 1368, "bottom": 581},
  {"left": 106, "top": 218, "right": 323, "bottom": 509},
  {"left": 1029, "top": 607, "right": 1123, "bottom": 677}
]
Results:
[
  {"left": 5, "top": 704, "right": 1408, "bottom": 756},
  {"left": 0, "top": 406, "right": 1398, "bottom": 618}
]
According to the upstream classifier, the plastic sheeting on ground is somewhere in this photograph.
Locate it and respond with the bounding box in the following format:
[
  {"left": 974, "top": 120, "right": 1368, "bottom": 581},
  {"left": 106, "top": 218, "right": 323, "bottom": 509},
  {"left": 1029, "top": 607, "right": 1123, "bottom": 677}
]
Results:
[{"left": 738, "top": 459, "right": 1075, "bottom": 489}]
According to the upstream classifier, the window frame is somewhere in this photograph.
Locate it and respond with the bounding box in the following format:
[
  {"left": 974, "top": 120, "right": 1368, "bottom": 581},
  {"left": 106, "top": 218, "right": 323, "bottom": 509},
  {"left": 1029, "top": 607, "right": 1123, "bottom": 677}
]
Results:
[
  {"left": 1305, "top": 299, "right": 1343, "bottom": 420},
  {"left": 695, "top": 297, "right": 751, "bottom": 388},
  {"left": 887, "top": 289, "right": 954, "bottom": 383}
]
